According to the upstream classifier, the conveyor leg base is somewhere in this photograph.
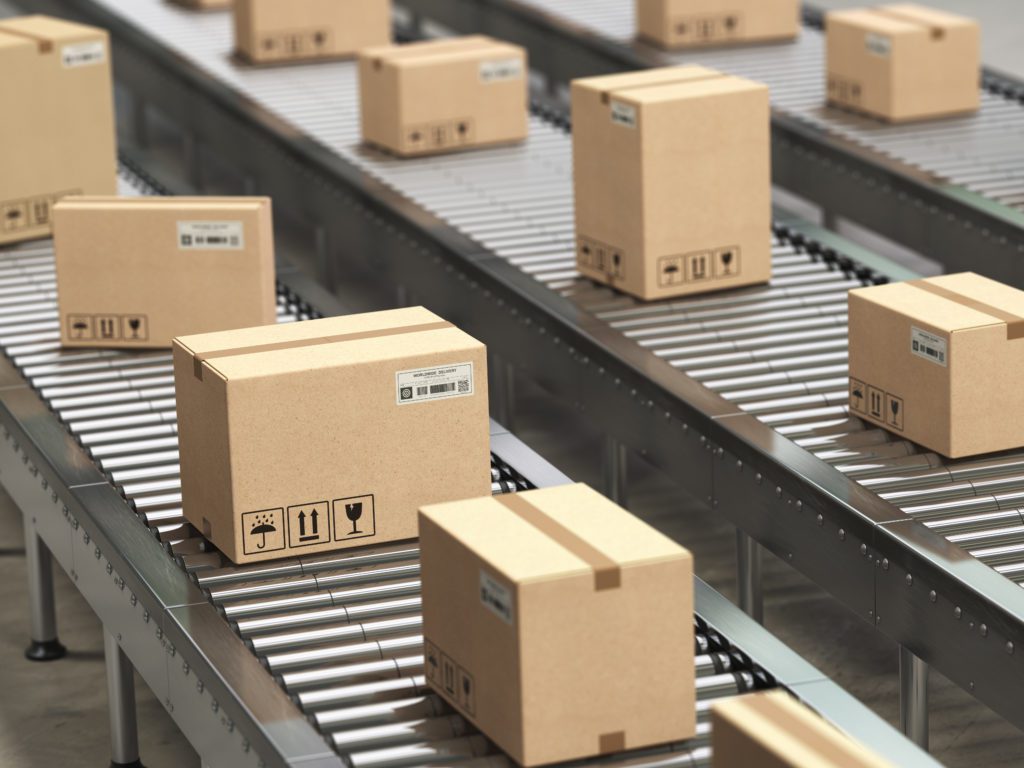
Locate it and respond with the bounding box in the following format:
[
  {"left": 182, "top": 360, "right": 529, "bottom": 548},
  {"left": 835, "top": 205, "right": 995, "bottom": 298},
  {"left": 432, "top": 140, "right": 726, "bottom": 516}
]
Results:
[
  {"left": 24, "top": 638, "right": 66, "bottom": 662},
  {"left": 110, "top": 761, "right": 145, "bottom": 768}
]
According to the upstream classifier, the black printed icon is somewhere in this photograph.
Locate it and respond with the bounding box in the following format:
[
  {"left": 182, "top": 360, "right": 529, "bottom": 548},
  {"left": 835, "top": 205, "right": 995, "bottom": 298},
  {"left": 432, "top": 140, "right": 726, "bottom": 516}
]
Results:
[
  {"left": 97, "top": 315, "right": 120, "bottom": 340},
  {"left": 313, "top": 30, "right": 327, "bottom": 47},
  {"left": 332, "top": 495, "right": 376, "bottom": 541},
  {"left": 288, "top": 502, "right": 331, "bottom": 547},
  {"left": 687, "top": 252, "right": 711, "bottom": 281},
  {"left": 124, "top": 315, "right": 149, "bottom": 342},
  {"left": 887, "top": 394, "right": 904, "bottom": 432},
  {"left": 242, "top": 508, "right": 285, "bottom": 555},
  {"left": 658, "top": 255, "right": 684, "bottom": 287},
  {"left": 714, "top": 247, "right": 741, "bottom": 278},
  {"left": 459, "top": 667, "right": 476, "bottom": 715},
  {"left": 725, "top": 15, "right": 738, "bottom": 31},
  {"left": 67, "top": 315, "right": 94, "bottom": 341},
  {"left": 849, "top": 378, "right": 866, "bottom": 414},
  {"left": 400, "top": 387, "right": 414, "bottom": 401},
  {"left": 425, "top": 641, "right": 441, "bottom": 683},
  {"left": 441, "top": 654, "right": 457, "bottom": 696},
  {"left": 868, "top": 386, "right": 884, "bottom": 420}
]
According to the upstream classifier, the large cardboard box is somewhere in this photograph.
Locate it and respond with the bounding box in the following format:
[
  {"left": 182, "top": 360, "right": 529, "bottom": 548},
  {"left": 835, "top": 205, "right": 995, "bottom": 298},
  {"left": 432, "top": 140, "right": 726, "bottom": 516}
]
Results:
[
  {"left": 234, "top": 0, "right": 390, "bottom": 64},
  {"left": 54, "top": 197, "right": 277, "bottom": 349},
  {"left": 572, "top": 66, "right": 771, "bottom": 301},
  {"left": 420, "top": 483, "right": 695, "bottom": 766},
  {"left": 174, "top": 307, "right": 490, "bottom": 564},
  {"left": 359, "top": 36, "right": 528, "bottom": 157},
  {"left": 636, "top": 0, "right": 800, "bottom": 49},
  {"left": 848, "top": 273, "right": 1024, "bottom": 458},
  {"left": 0, "top": 16, "right": 117, "bottom": 246},
  {"left": 712, "top": 691, "right": 895, "bottom": 767},
  {"left": 826, "top": 4, "right": 980, "bottom": 122}
]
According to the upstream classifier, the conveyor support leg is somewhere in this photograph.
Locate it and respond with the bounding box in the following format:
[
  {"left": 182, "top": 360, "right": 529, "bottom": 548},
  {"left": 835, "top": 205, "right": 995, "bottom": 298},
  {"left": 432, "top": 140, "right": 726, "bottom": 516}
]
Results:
[
  {"left": 736, "top": 530, "right": 764, "bottom": 624},
  {"left": 900, "top": 645, "right": 929, "bottom": 750},
  {"left": 23, "top": 519, "right": 65, "bottom": 661},
  {"left": 603, "top": 436, "right": 628, "bottom": 506},
  {"left": 105, "top": 630, "right": 144, "bottom": 768}
]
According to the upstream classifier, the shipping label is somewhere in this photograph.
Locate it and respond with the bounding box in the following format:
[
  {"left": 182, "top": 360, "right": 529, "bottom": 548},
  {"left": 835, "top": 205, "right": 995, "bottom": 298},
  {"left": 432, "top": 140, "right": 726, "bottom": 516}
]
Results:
[
  {"left": 911, "top": 326, "right": 948, "bottom": 367},
  {"left": 479, "top": 570, "right": 514, "bottom": 625},
  {"left": 177, "top": 221, "right": 245, "bottom": 250},
  {"left": 479, "top": 57, "right": 523, "bottom": 83},
  {"left": 849, "top": 378, "right": 904, "bottom": 432},
  {"left": 610, "top": 101, "right": 637, "bottom": 129},
  {"left": 396, "top": 363, "right": 474, "bottom": 405},
  {"left": 425, "top": 641, "right": 477, "bottom": 717},
  {"left": 62, "top": 41, "right": 106, "bottom": 68},
  {"left": 866, "top": 33, "right": 892, "bottom": 57},
  {"left": 670, "top": 12, "right": 743, "bottom": 44}
]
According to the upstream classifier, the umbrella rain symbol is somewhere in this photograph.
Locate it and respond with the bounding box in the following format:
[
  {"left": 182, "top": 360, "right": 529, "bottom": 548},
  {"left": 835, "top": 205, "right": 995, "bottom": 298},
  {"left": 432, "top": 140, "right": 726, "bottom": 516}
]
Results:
[{"left": 250, "top": 512, "right": 277, "bottom": 549}]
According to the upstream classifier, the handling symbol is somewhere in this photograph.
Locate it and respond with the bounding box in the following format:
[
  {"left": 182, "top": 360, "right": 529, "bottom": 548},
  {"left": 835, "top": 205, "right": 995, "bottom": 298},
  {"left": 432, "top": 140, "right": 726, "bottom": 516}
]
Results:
[
  {"left": 345, "top": 502, "right": 363, "bottom": 535},
  {"left": 127, "top": 318, "right": 141, "bottom": 338},
  {"left": 249, "top": 513, "right": 277, "bottom": 550},
  {"left": 297, "top": 507, "right": 321, "bottom": 542}
]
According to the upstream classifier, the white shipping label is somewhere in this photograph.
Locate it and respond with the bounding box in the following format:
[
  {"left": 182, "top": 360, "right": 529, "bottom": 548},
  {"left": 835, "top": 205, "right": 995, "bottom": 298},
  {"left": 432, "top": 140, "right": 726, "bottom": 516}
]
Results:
[
  {"left": 177, "top": 221, "right": 245, "bottom": 251},
  {"left": 479, "top": 58, "right": 523, "bottom": 83},
  {"left": 480, "top": 570, "right": 514, "bottom": 625},
  {"left": 62, "top": 41, "right": 106, "bottom": 68},
  {"left": 610, "top": 100, "right": 637, "bottom": 128},
  {"left": 396, "top": 362, "right": 474, "bottom": 405},
  {"left": 911, "top": 326, "right": 948, "bottom": 367},
  {"left": 866, "top": 33, "right": 892, "bottom": 57}
]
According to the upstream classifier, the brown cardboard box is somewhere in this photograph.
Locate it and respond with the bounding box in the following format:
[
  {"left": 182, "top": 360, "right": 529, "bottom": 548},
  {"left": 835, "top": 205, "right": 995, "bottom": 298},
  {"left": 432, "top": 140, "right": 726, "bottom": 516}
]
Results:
[
  {"left": 572, "top": 66, "right": 771, "bottom": 301},
  {"left": 234, "top": 0, "right": 390, "bottom": 64},
  {"left": 54, "top": 196, "right": 277, "bottom": 349},
  {"left": 848, "top": 272, "right": 1024, "bottom": 458},
  {"left": 174, "top": 307, "right": 490, "bottom": 565},
  {"left": 826, "top": 4, "right": 980, "bottom": 122},
  {"left": 359, "top": 36, "right": 528, "bottom": 157},
  {"left": 420, "top": 483, "right": 695, "bottom": 766},
  {"left": 169, "top": 0, "right": 231, "bottom": 11},
  {"left": 636, "top": 0, "right": 800, "bottom": 49},
  {"left": 0, "top": 16, "right": 117, "bottom": 246},
  {"left": 712, "top": 690, "right": 895, "bottom": 767}
]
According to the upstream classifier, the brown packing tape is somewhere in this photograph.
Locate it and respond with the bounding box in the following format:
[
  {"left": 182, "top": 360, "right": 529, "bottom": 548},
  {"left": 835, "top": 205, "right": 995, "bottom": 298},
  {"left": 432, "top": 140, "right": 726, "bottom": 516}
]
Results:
[
  {"left": 908, "top": 280, "right": 1024, "bottom": 340},
  {"left": 869, "top": 7, "right": 947, "bottom": 38},
  {"left": 494, "top": 493, "right": 622, "bottom": 591},
  {"left": 0, "top": 25, "right": 53, "bottom": 52},
  {"left": 192, "top": 320, "right": 454, "bottom": 380},
  {"left": 601, "top": 72, "right": 727, "bottom": 101}
]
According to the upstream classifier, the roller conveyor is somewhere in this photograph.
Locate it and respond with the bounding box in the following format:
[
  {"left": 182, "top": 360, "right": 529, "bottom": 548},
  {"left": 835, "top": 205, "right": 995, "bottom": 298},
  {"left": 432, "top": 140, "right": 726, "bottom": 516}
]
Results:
[
  {"left": 0, "top": 178, "right": 938, "bottom": 767},
  {"left": 9, "top": 0, "right": 1024, "bottom": 749}
]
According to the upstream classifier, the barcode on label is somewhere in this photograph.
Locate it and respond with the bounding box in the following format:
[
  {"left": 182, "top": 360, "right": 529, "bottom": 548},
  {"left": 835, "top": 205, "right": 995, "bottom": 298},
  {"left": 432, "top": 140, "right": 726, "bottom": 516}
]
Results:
[
  {"left": 177, "top": 221, "right": 245, "bottom": 251},
  {"left": 910, "top": 326, "right": 947, "bottom": 367},
  {"left": 62, "top": 41, "right": 106, "bottom": 68},
  {"left": 479, "top": 58, "right": 523, "bottom": 83},
  {"left": 397, "top": 363, "right": 474, "bottom": 405}
]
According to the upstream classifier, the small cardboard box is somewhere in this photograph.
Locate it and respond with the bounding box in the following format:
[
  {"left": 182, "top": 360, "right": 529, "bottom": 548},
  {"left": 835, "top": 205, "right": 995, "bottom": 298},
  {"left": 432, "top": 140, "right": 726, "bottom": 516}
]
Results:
[
  {"left": 848, "top": 273, "right": 1024, "bottom": 458},
  {"left": 0, "top": 16, "right": 117, "bottom": 246},
  {"left": 420, "top": 483, "right": 695, "bottom": 766},
  {"left": 359, "top": 36, "right": 528, "bottom": 157},
  {"left": 572, "top": 66, "right": 771, "bottom": 301},
  {"left": 233, "top": 0, "right": 390, "bottom": 64},
  {"left": 826, "top": 4, "right": 980, "bottom": 122},
  {"left": 54, "top": 196, "right": 278, "bottom": 349},
  {"left": 712, "top": 691, "right": 895, "bottom": 767},
  {"left": 175, "top": 307, "right": 490, "bottom": 565},
  {"left": 636, "top": 0, "right": 800, "bottom": 49}
]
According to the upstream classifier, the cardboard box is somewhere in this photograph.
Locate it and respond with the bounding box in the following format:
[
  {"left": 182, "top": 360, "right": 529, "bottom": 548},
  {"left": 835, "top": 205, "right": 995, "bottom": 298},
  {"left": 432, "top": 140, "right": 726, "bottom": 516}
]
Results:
[
  {"left": 420, "top": 483, "right": 695, "bottom": 766},
  {"left": 826, "top": 4, "right": 980, "bottom": 122},
  {"left": 848, "top": 272, "right": 1024, "bottom": 458},
  {"left": 169, "top": 0, "right": 232, "bottom": 11},
  {"left": 712, "top": 690, "right": 895, "bottom": 767},
  {"left": 359, "top": 36, "right": 528, "bottom": 157},
  {"left": 0, "top": 16, "right": 117, "bottom": 246},
  {"left": 636, "top": 0, "right": 800, "bottom": 49},
  {"left": 234, "top": 0, "right": 390, "bottom": 64},
  {"left": 572, "top": 66, "right": 771, "bottom": 301},
  {"left": 54, "top": 196, "right": 278, "bottom": 349},
  {"left": 174, "top": 307, "right": 490, "bottom": 565}
]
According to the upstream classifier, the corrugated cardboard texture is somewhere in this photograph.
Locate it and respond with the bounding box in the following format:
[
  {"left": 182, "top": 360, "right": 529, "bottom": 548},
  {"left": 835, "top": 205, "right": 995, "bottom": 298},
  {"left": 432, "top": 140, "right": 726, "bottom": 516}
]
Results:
[
  {"left": 234, "top": 0, "right": 390, "bottom": 64},
  {"left": 359, "top": 36, "right": 528, "bottom": 157},
  {"left": 54, "top": 196, "right": 277, "bottom": 349},
  {"left": 712, "top": 691, "right": 895, "bottom": 767},
  {"left": 636, "top": 0, "right": 799, "bottom": 48},
  {"left": 0, "top": 15, "right": 117, "bottom": 246},
  {"left": 174, "top": 307, "right": 491, "bottom": 564},
  {"left": 826, "top": 4, "right": 980, "bottom": 122},
  {"left": 420, "top": 483, "right": 695, "bottom": 766},
  {"left": 572, "top": 66, "right": 771, "bottom": 301},
  {"left": 848, "top": 272, "right": 1024, "bottom": 458}
]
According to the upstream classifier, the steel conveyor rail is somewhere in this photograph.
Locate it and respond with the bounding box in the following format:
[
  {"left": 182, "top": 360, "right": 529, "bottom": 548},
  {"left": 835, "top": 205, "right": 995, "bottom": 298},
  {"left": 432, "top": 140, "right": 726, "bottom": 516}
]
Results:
[
  {"left": 0, "top": 177, "right": 938, "bottom": 767},
  {"left": 12, "top": 0, "right": 1024, "bottom": 745},
  {"left": 400, "top": 0, "right": 1024, "bottom": 286}
]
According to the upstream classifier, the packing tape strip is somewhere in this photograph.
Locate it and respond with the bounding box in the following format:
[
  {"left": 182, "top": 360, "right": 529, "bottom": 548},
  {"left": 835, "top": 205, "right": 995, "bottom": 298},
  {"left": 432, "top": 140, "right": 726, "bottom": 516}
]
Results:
[
  {"left": 192, "top": 320, "right": 454, "bottom": 380},
  {"left": 908, "top": 280, "right": 1024, "bottom": 340},
  {"left": 494, "top": 493, "right": 622, "bottom": 591}
]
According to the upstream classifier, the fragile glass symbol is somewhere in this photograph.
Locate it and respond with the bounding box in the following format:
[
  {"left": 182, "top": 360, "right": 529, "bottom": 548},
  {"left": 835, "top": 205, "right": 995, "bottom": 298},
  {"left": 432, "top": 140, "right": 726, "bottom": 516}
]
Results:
[
  {"left": 250, "top": 513, "right": 277, "bottom": 550},
  {"left": 345, "top": 502, "right": 364, "bottom": 535},
  {"left": 128, "top": 318, "right": 142, "bottom": 338}
]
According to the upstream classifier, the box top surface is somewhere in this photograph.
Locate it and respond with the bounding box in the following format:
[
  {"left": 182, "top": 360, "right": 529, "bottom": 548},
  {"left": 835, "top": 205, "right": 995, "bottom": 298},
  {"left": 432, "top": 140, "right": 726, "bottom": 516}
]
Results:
[
  {"left": 828, "top": 4, "right": 976, "bottom": 34},
  {"left": 851, "top": 273, "right": 1024, "bottom": 334},
  {"left": 713, "top": 691, "right": 895, "bottom": 767},
  {"left": 361, "top": 35, "right": 522, "bottom": 67},
  {"left": 56, "top": 196, "right": 271, "bottom": 213},
  {"left": 176, "top": 307, "right": 484, "bottom": 381},
  {"left": 0, "top": 15, "right": 105, "bottom": 44},
  {"left": 573, "top": 65, "right": 766, "bottom": 104},
  {"left": 573, "top": 65, "right": 720, "bottom": 94},
  {"left": 420, "top": 483, "right": 691, "bottom": 585}
]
